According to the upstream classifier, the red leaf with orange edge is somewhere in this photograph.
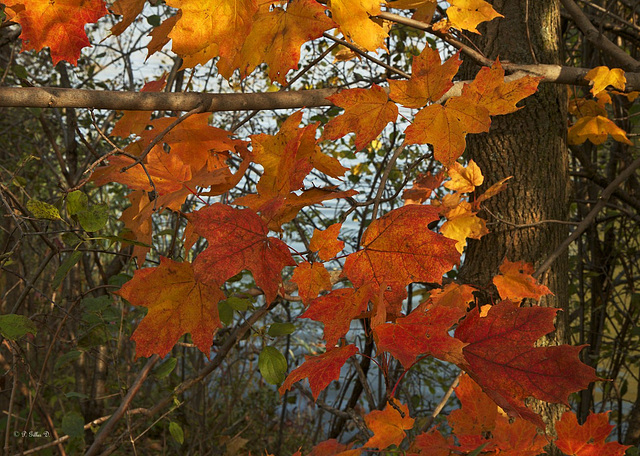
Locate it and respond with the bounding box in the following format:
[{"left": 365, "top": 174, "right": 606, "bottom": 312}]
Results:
[
  {"left": 301, "top": 286, "right": 374, "bottom": 346},
  {"left": 410, "top": 428, "right": 450, "bottom": 456},
  {"left": 291, "top": 262, "right": 332, "bottom": 304},
  {"left": 493, "top": 259, "right": 552, "bottom": 302},
  {"left": 188, "top": 204, "right": 295, "bottom": 303},
  {"left": 4, "top": 0, "right": 108, "bottom": 65},
  {"left": 404, "top": 95, "right": 491, "bottom": 165},
  {"left": 343, "top": 205, "right": 459, "bottom": 311},
  {"left": 455, "top": 300, "right": 599, "bottom": 428},
  {"left": 279, "top": 344, "right": 358, "bottom": 400},
  {"left": 374, "top": 302, "right": 467, "bottom": 367},
  {"left": 117, "top": 257, "right": 224, "bottom": 358},
  {"left": 556, "top": 411, "right": 630, "bottom": 456},
  {"left": 323, "top": 85, "right": 398, "bottom": 151},
  {"left": 363, "top": 399, "right": 415, "bottom": 450},
  {"left": 389, "top": 47, "right": 461, "bottom": 108},
  {"left": 309, "top": 223, "right": 344, "bottom": 261}
]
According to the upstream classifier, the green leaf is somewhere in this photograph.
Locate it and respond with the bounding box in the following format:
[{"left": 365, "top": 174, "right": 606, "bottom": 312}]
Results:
[
  {"left": 267, "top": 322, "right": 296, "bottom": 337},
  {"left": 65, "top": 392, "right": 89, "bottom": 400},
  {"left": 61, "top": 411, "right": 84, "bottom": 439},
  {"left": 78, "top": 325, "right": 109, "bottom": 349},
  {"left": 52, "top": 250, "right": 83, "bottom": 289},
  {"left": 77, "top": 203, "right": 109, "bottom": 232},
  {"left": 258, "top": 346, "right": 287, "bottom": 385},
  {"left": 218, "top": 300, "right": 233, "bottom": 326},
  {"left": 468, "top": 442, "right": 490, "bottom": 456},
  {"left": 81, "top": 296, "right": 111, "bottom": 313},
  {"left": 55, "top": 350, "right": 82, "bottom": 370},
  {"left": 27, "top": 199, "right": 61, "bottom": 221},
  {"left": 225, "top": 297, "right": 251, "bottom": 311},
  {"left": 66, "top": 191, "right": 88, "bottom": 216},
  {"left": 154, "top": 357, "right": 178, "bottom": 379},
  {"left": 169, "top": 421, "right": 184, "bottom": 445},
  {"left": 0, "top": 314, "right": 37, "bottom": 340},
  {"left": 147, "top": 14, "right": 161, "bottom": 27}
]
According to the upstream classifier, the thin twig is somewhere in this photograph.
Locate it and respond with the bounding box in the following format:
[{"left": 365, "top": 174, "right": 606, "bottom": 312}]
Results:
[
  {"left": 84, "top": 356, "right": 159, "bottom": 456},
  {"left": 371, "top": 142, "right": 407, "bottom": 220},
  {"left": 535, "top": 154, "right": 640, "bottom": 278}
]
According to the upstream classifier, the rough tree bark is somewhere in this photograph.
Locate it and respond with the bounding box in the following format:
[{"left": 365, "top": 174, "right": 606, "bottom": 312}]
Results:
[{"left": 459, "top": 0, "right": 570, "bottom": 444}]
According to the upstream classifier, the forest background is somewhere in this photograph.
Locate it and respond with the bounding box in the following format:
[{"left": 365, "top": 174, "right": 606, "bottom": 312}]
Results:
[{"left": 0, "top": 0, "right": 640, "bottom": 455}]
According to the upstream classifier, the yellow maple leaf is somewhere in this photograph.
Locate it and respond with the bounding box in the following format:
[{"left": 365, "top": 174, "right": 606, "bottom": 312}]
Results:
[
  {"left": 444, "top": 160, "right": 484, "bottom": 193},
  {"left": 585, "top": 66, "right": 626, "bottom": 96},
  {"left": 447, "top": 0, "right": 503, "bottom": 34},
  {"left": 568, "top": 115, "right": 632, "bottom": 145},
  {"left": 330, "top": 0, "right": 388, "bottom": 52},
  {"left": 387, "top": 0, "right": 436, "bottom": 23},
  {"left": 441, "top": 205, "right": 489, "bottom": 253}
]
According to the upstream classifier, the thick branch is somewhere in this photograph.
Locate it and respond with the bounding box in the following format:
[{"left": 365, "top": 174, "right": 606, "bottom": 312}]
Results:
[
  {"left": 560, "top": 0, "right": 640, "bottom": 71},
  {"left": 2, "top": 63, "right": 640, "bottom": 113}
]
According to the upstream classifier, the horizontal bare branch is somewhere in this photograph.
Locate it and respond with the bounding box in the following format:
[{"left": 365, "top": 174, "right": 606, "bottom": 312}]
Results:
[{"left": 1, "top": 63, "right": 639, "bottom": 113}]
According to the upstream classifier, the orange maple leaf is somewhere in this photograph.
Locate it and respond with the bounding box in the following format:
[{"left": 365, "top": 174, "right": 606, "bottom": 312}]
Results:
[
  {"left": 110, "top": 75, "right": 168, "bottom": 138},
  {"left": 291, "top": 262, "right": 332, "bottom": 304},
  {"left": 279, "top": 344, "right": 358, "bottom": 399},
  {"left": 455, "top": 300, "right": 599, "bottom": 428},
  {"left": 343, "top": 205, "right": 460, "bottom": 311},
  {"left": 329, "top": 0, "right": 388, "bottom": 52},
  {"left": 322, "top": 85, "right": 399, "bottom": 151},
  {"left": 165, "top": 0, "right": 258, "bottom": 68},
  {"left": 404, "top": 94, "right": 491, "bottom": 165},
  {"left": 402, "top": 172, "right": 444, "bottom": 205},
  {"left": 117, "top": 257, "right": 224, "bottom": 358},
  {"left": 307, "top": 439, "right": 360, "bottom": 456},
  {"left": 555, "top": 411, "right": 630, "bottom": 456},
  {"left": 464, "top": 59, "right": 540, "bottom": 116},
  {"left": 4, "top": 0, "right": 108, "bottom": 65},
  {"left": 492, "top": 259, "right": 552, "bottom": 301},
  {"left": 237, "top": 0, "right": 335, "bottom": 84},
  {"left": 446, "top": 0, "right": 503, "bottom": 34},
  {"left": 389, "top": 47, "right": 461, "bottom": 108},
  {"left": 410, "top": 428, "right": 451, "bottom": 456},
  {"left": 109, "top": 0, "right": 145, "bottom": 36},
  {"left": 449, "top": 374, "right": 547, "bottom": 455},
  {"left": 188, "top": 204, "right": 295, "bottom": 303},
  {"left": 388, "top": 0, "right": 437, "bottom": 23},
  {"left": 119, "top": 190, "right": 153, "bottom": 266},
  {"left": 363, "top": 399, "right": 415, "bottom": 450},
  {"left": 309, "top": 223, "right": 344, "bottom": 261}
]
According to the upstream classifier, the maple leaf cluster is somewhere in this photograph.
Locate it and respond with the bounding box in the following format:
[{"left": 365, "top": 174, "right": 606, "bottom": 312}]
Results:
[{"left": 2, "top": 0, "right": 631, "bottom": 453}]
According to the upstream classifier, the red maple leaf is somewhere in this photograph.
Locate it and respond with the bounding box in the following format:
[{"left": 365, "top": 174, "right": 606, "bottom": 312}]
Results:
[
  {"left": 188, "top": 203, "right": 295, "bottom": 303},
  {"left": 455, "top": 300, "right": 599, "bottom": 427},
  {"left": 279, "top": 344, "right": 358, "bottom": 399},
  {"left": 343, "top": 205, "right": 459, "bottom": 311},
  {"left": 301, "top": 286, "right": 374, "bottom": 346},
  {"left": 4, "top": 0, "right": 108, "bottom": 65},
  {"left": 374, "top": 302, "right": 467, "bottom": 367},
  {"left": 116, "top": 257, "right": 224, "bottom": 358},
  {"left": 555, "top": 411, "right": 630, "bottom": 456}
]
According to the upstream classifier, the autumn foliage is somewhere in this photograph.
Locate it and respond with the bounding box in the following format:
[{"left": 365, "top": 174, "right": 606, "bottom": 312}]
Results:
[{"left": 2, "top": 0, "right": 636, "bottom": 454}]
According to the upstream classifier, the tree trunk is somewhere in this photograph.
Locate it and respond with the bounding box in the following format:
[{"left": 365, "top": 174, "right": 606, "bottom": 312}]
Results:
[{"left": 459, "top": 0, "right": 569, "bottom": 444}]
